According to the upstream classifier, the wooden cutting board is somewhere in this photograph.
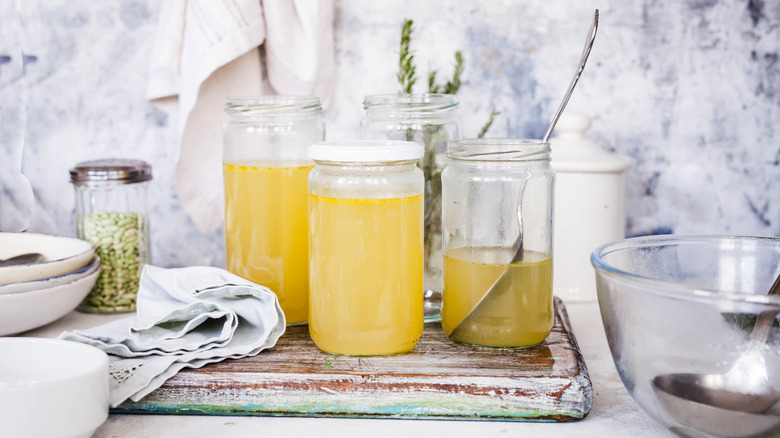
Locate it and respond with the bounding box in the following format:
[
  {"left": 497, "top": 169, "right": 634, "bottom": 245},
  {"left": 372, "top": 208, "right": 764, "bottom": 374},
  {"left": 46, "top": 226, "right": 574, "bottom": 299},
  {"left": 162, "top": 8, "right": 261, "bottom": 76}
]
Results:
[{"left": 114, "top": 298, "right": 592, "bottom": 421}]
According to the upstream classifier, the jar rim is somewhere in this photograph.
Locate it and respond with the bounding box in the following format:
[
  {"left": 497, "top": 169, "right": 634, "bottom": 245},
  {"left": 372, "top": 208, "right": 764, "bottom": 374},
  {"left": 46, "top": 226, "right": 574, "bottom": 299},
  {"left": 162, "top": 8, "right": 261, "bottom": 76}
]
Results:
[
  {"left": 447, "top": 138, "right": 551, "bottom": 162},
  {"left": 225, "top": 96, "right": 322, "bottom": 115},
  {"left": 591, "top": 234, "right": 780, "bottom": 306},
  {"left": 69, "top": 159, "right": 152, "bottom": 185},
  {"left": 363, "top": 93, "right": 459, "bottom": 112},
  {"left": 310, "top": 140, "right": 423, "bottom": 163}
]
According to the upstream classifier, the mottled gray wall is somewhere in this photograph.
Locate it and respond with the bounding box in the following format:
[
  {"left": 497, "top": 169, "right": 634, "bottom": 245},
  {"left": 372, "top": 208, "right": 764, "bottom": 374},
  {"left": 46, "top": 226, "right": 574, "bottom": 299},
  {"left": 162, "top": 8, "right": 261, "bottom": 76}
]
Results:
[{"left": 1, "top": 0, "right": 778, "bottom": 268}]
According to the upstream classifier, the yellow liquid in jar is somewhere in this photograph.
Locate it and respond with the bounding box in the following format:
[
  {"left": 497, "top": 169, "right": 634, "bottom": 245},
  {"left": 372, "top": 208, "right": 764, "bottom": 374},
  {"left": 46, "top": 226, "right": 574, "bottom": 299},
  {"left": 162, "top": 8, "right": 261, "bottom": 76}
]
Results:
[
  {"left": 441, "top": 246, "right": 553, "bottom": 348},
  {"left": 309, "top": 194, "right": 424, "bottom": 356},
  {"left": 223, "top": 163, "right": 312, "bottom": 325}
]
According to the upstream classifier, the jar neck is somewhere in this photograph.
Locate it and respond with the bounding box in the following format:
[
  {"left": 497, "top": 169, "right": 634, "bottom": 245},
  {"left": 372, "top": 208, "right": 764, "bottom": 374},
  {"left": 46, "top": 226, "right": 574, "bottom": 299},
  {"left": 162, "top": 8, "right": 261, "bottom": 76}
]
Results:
[
  {"left": 447, "top": 139, "right": 551, "bottom": 163},
  {"left": 363, "top": 94, "right": 458, "bottom": 119},
  {"left": 224, "top": 96, "right": 322, "bottom": 120},
  {"left": 313, "top": 160, "right": 420, "bottom": 172}
]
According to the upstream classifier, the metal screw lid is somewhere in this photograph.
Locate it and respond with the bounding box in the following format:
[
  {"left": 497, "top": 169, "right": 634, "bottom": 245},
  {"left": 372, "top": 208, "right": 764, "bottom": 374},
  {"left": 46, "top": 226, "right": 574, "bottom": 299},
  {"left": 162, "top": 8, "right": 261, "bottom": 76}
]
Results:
[{"left": 69, "top": 159, "right": 153, "bottom": 185}]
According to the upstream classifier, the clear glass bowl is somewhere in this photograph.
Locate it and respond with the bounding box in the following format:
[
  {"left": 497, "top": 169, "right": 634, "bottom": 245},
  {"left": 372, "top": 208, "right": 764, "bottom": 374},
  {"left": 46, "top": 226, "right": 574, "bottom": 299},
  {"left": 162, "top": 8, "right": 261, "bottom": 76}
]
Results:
[{"left": 591, "top": 235, "right": 780, "bottom": 437}]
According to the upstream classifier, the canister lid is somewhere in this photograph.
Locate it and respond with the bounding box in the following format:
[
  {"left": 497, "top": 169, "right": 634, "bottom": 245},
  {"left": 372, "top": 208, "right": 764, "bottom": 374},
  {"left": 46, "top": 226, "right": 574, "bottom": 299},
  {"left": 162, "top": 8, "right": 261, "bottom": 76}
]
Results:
[
  {"left": 69, "top": 159, "right": 153, "bottom": 185},
  {"left": 309, "top": 140, "right": 424, "bottom": 162},
  {"left": 550, "top": 113, "right": 633, "bottom": 173}
]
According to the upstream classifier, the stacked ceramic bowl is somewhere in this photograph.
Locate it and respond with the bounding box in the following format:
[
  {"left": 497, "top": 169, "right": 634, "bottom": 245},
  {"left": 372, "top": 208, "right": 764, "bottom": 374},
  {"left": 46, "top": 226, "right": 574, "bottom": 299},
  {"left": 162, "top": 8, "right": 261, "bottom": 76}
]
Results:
[{"left": 0, "top": 232, "right": 99, "bottom": 336}]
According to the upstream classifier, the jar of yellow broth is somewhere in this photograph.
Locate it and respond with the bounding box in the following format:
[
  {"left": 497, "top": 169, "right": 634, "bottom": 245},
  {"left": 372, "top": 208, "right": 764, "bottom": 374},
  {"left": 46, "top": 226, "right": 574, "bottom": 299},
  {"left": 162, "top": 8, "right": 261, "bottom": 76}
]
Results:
[
  {"left": 222, "top": 96, "right": 324, "bottom": 325},
  {"left": 308, "top": 140, "right": 425, "bottom": 356},
  {"left": 441, "top": 139, "right": 555, "bottom": 348}
]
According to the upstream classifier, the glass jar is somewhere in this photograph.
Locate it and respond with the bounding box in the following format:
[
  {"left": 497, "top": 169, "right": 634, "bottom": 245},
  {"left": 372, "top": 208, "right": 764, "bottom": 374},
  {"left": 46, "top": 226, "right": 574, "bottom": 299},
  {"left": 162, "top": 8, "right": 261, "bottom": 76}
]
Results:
[
  {"left": 360, "top": 94, "right": 461, "bottom": 321},
  {"left": 441, "top": 139, "right": 555, "bottom": 348},
  {"left": 69, "top": 159, "right": 152, "bottom": 313},
  {"left": 308, "top": 140, "right": 424, "bottom": 356},
  {"left": 223, "top": 96, "right": 324, "bottom": 326}
]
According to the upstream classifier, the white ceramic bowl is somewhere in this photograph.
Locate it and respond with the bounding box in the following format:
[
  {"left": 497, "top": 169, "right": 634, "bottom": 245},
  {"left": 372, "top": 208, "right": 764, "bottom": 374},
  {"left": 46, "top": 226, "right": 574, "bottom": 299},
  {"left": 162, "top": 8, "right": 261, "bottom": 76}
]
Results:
[
  {"left": 0, "top": 232, "right": 94, "bottom": 285},
  {"left": 0, "top": 337, "right": 109, "bottom": 438},
  {"left": 0, "top": 266, "right": 99, "bottom": 336},
  {"left": 0, "top": 255, "right": 100, "bottom": 296}
]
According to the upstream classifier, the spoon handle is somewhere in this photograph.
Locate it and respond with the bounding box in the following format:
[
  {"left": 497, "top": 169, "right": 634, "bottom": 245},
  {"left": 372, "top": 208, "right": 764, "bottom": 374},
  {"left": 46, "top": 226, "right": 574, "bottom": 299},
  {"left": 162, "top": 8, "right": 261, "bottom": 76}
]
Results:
[
  {"left": 769, "top": 271, "right": 780, "bottom": 296},
  {"left": 542, "top": 9, "right": 599, "bottom": 143},
  {"left": 751, "top": 272, "right": 780, "bottom": 344},
  {"left": 751, "top": 310, "right": 778, "bottom": 344}
]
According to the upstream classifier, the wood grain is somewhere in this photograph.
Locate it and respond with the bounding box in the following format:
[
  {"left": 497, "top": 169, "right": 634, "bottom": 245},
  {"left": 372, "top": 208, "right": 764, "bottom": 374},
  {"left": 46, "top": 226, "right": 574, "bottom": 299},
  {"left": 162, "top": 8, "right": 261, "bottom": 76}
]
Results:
[{"left": 114, "top": 298, "right": 592, "bottom": 421}]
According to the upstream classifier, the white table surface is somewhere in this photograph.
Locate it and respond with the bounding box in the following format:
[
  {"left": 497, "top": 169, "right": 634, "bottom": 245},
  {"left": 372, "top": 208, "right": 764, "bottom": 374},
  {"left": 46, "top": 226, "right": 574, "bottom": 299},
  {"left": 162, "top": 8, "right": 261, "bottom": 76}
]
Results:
[{"left": 25, "top": 300, "right": 675, "bottom": 438}]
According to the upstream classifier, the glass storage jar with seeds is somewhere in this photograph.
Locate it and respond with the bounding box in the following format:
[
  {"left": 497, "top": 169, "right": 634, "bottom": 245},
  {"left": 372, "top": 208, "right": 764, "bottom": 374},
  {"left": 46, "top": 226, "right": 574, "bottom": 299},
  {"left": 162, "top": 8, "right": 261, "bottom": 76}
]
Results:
[{"left": 70, "top": 159, "right": 152, "bottom": 313}]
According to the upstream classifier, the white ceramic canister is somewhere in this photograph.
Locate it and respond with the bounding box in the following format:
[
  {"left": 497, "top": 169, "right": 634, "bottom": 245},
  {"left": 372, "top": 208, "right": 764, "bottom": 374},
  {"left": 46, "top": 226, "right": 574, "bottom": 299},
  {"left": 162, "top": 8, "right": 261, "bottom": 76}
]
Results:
[{"left": 550, "top": 113, "right": 633, "bottom": 302}]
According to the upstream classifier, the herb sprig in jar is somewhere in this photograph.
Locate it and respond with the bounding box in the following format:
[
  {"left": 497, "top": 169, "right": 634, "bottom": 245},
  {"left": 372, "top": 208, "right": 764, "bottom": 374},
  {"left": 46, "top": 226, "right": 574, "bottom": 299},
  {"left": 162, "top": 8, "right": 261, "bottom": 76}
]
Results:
[{"left": 383, "top": 19, "right": 499, "bottom": 319}]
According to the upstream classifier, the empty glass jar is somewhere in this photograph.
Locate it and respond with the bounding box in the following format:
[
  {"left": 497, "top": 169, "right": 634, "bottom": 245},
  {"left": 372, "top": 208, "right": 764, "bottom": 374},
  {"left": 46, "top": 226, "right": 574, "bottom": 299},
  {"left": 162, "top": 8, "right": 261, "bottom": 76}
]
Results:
[
  {"left": 308, "top": 140, "right": 424, "bottom": 356},
  {"left": 70, "top": 159, "right": 152, "bottom": 313},
  {"left": 360, "top": 94, "right": 461, "bottom": 321},
  {"left": 222, "top": 96, "right": 324, "bottom": 325},
  {"left": 441, "top": 139, "right": 555, "bottom": 348}
]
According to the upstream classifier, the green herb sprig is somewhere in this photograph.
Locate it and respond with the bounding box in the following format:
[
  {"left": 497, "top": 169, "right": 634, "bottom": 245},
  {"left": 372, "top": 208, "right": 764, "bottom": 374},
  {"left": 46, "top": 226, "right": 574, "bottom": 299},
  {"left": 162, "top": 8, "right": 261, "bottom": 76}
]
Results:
[
  {"left": 400, "top": 20, "right": 497, "bottom": 137},
  {"left": 477, "top": 109, "right": 501, "bottom": 139},
  {"left": 395, "top": 18, "right": 500, "bottom": 280},
  {"left": 428, "top": 51, "right": 463, "bottom": 95},
  {"left": 398, "top": 19, "right": 417, "bottom": 94}
]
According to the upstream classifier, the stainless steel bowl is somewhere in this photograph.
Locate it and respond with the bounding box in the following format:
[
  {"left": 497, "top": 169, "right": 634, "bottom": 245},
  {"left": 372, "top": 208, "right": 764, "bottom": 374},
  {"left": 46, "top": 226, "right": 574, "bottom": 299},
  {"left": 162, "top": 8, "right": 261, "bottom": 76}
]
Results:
[{"left": 591, "top": 235, "right": 780, "bottom": 437}]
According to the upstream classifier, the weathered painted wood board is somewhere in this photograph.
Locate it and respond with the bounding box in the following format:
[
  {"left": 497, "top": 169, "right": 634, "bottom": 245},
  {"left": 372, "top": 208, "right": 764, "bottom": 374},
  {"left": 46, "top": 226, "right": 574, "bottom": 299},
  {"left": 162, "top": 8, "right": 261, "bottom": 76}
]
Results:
[{"left": 114, "top": 298, "right": 592, "bottom": 421}]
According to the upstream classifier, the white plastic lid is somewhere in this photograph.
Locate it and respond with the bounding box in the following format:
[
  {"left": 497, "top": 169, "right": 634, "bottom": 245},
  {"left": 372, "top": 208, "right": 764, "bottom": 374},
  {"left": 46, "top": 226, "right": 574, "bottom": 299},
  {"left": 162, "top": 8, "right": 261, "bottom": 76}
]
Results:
[
  {"left": 550, "top": 113, "right": 633, "bottom": 173},
  {"left": 309, "top": 140, "right": 424, "bottom": 162}
]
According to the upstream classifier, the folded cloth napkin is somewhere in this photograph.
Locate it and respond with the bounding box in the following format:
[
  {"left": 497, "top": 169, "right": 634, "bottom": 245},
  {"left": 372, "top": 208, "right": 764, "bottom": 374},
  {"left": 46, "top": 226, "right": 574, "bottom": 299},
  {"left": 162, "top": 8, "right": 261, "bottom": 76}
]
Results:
[{"left": 58, "top": 265, "right": 285, "bottom": 408}]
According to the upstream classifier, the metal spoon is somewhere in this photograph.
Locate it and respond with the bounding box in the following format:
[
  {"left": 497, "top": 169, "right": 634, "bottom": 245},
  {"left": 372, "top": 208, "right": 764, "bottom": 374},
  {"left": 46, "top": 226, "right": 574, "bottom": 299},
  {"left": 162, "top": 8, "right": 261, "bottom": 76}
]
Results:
[
  {"left": 447, "top": 9, "right": 599, "bottom": 343},
  {"left": 652, "top": 273, "right": 780, "bottom": 432},
  {"left": 542, "top": 9, "right": 599, "bottom": 144},
  {"left": 0, "top": 253, "right": 46, "bottom": 267}
]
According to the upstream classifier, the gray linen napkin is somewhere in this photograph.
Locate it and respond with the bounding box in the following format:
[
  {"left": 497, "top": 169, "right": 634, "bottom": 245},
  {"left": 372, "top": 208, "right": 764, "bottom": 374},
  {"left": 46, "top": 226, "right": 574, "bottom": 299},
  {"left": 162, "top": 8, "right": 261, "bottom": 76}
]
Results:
[{"left": 59, "top": 265, "right": 286, "bottom": 407}]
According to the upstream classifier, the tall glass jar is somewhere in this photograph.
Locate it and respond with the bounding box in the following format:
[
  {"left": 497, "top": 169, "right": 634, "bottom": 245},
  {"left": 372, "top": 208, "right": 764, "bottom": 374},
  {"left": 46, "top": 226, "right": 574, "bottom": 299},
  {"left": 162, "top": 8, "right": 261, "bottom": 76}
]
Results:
[
  {"left": 308, "top": 140, "right": 424, "bottom": 356},
  {"left": 441, "top": 139, "right": 555, "bottom": 348},
  {"left": 223, "top": 96, "right": 324, "bottom": 325},
  {"left": 70, "top": 159, "right": 152, "bottom": 313},
  {"left": 360, "top": 94, "right": 461, "bottom": 321}
]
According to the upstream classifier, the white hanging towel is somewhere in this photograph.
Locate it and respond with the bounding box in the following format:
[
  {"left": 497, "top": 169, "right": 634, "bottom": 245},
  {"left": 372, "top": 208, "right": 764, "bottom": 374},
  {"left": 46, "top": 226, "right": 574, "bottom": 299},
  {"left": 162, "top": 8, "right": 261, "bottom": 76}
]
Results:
[{"left": 147, "top": 0, "right": 335, "bottom": 235}]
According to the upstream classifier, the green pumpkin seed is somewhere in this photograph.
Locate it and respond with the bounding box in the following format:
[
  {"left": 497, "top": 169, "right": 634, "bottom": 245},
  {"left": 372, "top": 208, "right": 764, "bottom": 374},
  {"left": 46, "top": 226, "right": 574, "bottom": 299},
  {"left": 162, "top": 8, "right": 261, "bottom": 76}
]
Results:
[{"left": 78, "top": 211, "right": 147, "bottom": 313}]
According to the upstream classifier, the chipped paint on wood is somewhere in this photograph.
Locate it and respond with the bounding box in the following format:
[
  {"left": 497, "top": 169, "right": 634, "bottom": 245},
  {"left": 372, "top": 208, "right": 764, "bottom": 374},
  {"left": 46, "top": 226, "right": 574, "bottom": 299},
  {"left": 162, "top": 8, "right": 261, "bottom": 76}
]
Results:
[{"left": 114, "top": 298, "right": 592, "bottom": 421}]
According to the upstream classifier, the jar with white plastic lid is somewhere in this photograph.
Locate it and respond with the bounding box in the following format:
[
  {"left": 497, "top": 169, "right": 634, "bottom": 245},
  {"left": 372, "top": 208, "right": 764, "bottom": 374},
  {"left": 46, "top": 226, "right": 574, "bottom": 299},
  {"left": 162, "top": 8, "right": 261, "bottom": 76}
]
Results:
[
  {"left": 308, "top": 140, "right": 424, "bottom": 356},
  {"left": 70, "top": 158, "right": 152, "bottom": 313},
  {"left": 550, "top": 113, "right": 633, "bottom": 303}
]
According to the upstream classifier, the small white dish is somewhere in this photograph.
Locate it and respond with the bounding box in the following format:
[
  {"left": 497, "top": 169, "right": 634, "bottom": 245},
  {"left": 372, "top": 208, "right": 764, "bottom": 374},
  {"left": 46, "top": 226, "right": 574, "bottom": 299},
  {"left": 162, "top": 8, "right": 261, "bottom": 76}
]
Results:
[
  {"left": 0, "top": 255, "right": 100, "bottom": 296},
  {"left": 0, "top": 337, "right": 109, "bottom": 438},
  {"left": 0, "top": 266, "right": 99, "bottom": 336},
  {"left": 0, "top": 232, "right": 94, "bottom": 285}
]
